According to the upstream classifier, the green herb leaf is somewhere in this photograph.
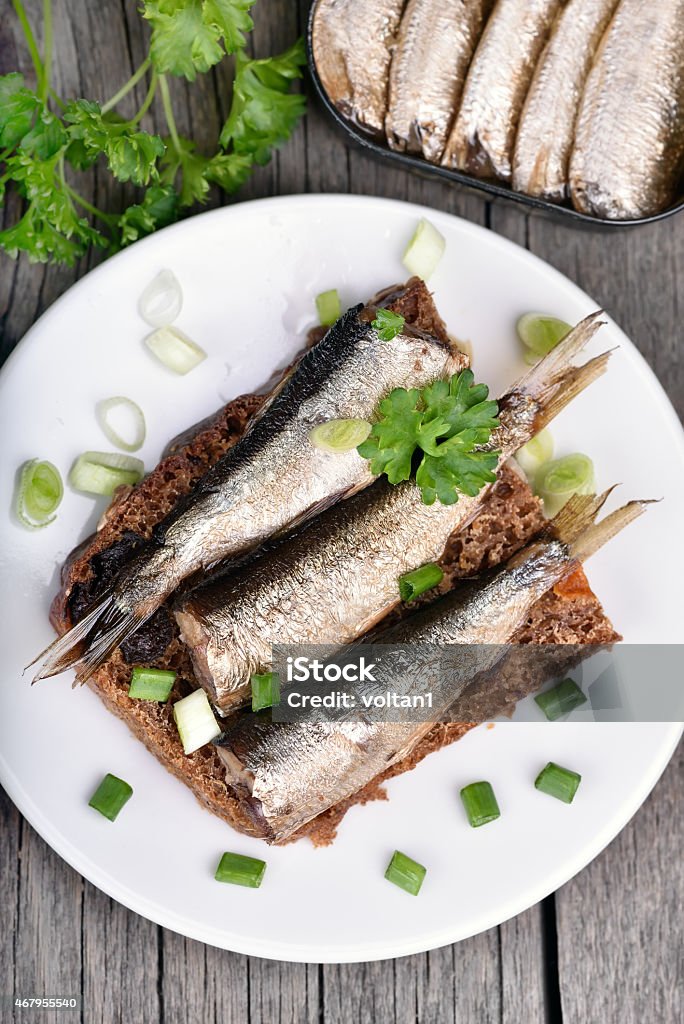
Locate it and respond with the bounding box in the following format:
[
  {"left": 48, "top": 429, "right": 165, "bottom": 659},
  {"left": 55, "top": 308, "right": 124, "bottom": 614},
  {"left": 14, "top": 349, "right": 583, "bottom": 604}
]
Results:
[
  {"left": 0, "top": 152, "right": 108, "bottom": 264},
  {"left": 117, "top": 184, "right": 179, "bottom": 246},
  {"left": 0, "top": 73, "right": 40, "bottom": 150},
  {"left": 357, "top": 387, "right": 451, "bottom": 484},
  {"left": 372, "top": 308, "right": 406, "bottom": 342},
  {"left": 20, "top": 109, "right": 67, "bottom": 160},
  {"left": 64, "top": 100, "right": 164, "bottom": 185},
  {"left": 143, "top": 0, "right": 256, "bottom": 80},
  {"left": 160, "top": 136, "right": 254, "bottom": 205},
  {"left": 219, "top": 41, "right": 306, "bottom": 163},
  {"left": 358, "top": 371, "right": 500, "bottom": 505},
  {"left": 416, "top": 442, "right": 499, "bottom": 506}
]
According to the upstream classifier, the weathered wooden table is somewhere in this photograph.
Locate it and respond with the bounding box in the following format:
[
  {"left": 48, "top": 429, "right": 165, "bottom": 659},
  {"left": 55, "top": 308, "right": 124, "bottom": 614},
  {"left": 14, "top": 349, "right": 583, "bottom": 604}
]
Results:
[{"left": 1, "top": 3, "right": 682, "bottom": 1021}]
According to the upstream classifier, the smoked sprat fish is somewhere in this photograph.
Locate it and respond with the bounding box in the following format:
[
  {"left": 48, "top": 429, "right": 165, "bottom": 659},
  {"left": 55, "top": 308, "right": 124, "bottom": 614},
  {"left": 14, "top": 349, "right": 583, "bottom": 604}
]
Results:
[
  {"left": 31, "top": 296, "right": 466, "bottom": 681},
  {"left": 442, "top": 0, "right": 563, "bottom": 181},
  {"left": 385, "top": 0, "right": 494, "bottom": 163},
  {"left": 311, "top": 0, "right": 406, "bottom": 136},
  {"left": 569, "top": 0, "right": 684, "bottom": 219},
  {"left": 175, "top": 312, "right": 610, "bottom": 711},
  {"left": 215, "top": 492, "right": 648, "bottom": 843},
  {"left": 513, "top": 0, "right": 619, "bottom": 201}
]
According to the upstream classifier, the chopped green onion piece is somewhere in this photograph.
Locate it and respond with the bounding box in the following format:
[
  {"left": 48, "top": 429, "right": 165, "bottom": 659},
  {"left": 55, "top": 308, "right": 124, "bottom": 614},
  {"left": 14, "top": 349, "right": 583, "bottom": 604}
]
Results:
[
  {"left": 145, "top": 325, "right": 207, "bottom": 375},
  {"left": 515, "top": 429, "right": 554, "bottom": 478},
  {"left": 535, "top": 762, "right": 582, "bottom": 804},
  {"left": 517, "top": 313, "right": 571, "bottom": 357},
  {"left": 316, "top": 289, "right": 341, "bottom": 327},
  {"left": 88, "top": 773, "right": 133, "bottom": 821},
  {"left": 535, "top": 678, "right": 587, "bottom": 721},
  {"left": 215, "top": 851, "right": 267, "bottom": 888},
  {"left": 460, "top": 781, "right": 500, "bottom": 827},
  {"left": 139, "top": 269, "right": 183, "bottom": 327},
  {"left": 251, "top": 672, "right": 280, "bottom": 712},
  {"left": 69, "top": 451, "right": 144, "bottom": 496},
  {"left": 96, "top": 396, "right": 146, "bottom": 452},
  {"left": 309, "top": 418, "right": 372, "bottom": 453},
  {"left": 372, "top": 308, "right": 406, "bottom": 341},
  {"left": 128, "top": 667, "right": 176, "bottom": 702},
  {"left": 173, "top": 689, "right": 221, "bottom": 754},
  {"left": 15, "top": 459, "right": 63, "bottom": 530},
  {"left": 535, "top": 454, "right": 595, "bottom": 517},
  {"left": 402, "top": 218, "right": 446, "bottom": 280},
  {"left": 399, "top": 562, "right": 444, "bottom": 602},
  {"left": 384, "top": 850, "right": 426, "bottom": 896}
]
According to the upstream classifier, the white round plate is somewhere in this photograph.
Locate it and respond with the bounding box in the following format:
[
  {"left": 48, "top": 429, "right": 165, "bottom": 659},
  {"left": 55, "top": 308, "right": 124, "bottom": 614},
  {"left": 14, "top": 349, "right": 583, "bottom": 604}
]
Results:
[{"left": 0, "top": 195, "right": 682, "bottom": 963}]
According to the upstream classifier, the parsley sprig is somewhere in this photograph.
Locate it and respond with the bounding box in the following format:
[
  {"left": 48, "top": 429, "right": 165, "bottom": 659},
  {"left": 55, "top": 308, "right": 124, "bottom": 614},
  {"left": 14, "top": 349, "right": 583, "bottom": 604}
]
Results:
[
  {"left": 357, "top": 371, "right": 500, "bottom": 506},
  {"left": 0, "top": 0, "right": 306, "bottom": 264},
  {"left": 372, "top": 308, "right": 406, "bottom": 341}
]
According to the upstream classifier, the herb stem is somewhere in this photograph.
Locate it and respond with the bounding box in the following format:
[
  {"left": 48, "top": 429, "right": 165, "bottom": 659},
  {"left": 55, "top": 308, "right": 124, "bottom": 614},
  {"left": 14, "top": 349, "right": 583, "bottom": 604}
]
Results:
[
  {"left": 39, "top": 0, "right": 53, "bottom": 104},
  {"left": 101, "top": 56, "right": 152, "bottom": 115},
  {"left": 12, "top": 0, "right": 44, "bottom": 89},
  {"left": 158, "top": 74, "right": 182, "bottom": 157},
  {"left": 58, "top": 160, "right": 116, "bottom": 229},
  {"left": 128, "top": 70, "right": 158, "bottom": 126},
  {"left": 49, "top": 87, "right": 66, "bottom": 112}
]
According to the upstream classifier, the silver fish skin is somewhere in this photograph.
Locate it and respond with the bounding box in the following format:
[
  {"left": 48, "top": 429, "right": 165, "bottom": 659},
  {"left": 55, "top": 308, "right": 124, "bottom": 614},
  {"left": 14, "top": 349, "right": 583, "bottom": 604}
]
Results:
[
  {"left": 33, "top": 299, "right": 465, "bottom": 681},
  {"left": 215, "top": 493, "right": 647, "bottom": 843},
  {"left": 175, "top": 312, "right": 609, "bottom": 711},
  {"left": 569, "top": 0, "right": 684, "bottom": 219},
  {"left": 312, "top": 0, "right": 406, "bottom": 136},
  {"left": 513, "top": 0, "right": 619, "bottom": 201},
  {"left": 442, "top": 0, "right": 563, "bottom": 181},
  {"left": 386, "top": 0, "right": 494, "bottom": 163}
]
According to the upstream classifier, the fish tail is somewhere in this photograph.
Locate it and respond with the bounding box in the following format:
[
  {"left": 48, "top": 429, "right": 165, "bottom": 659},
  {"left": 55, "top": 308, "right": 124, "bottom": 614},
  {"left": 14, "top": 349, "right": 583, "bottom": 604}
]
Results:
[
  {"left": 551, "top": 490, "right": 655, "bottom": 563},
  {"left": 533, "top": 350, "right": 612, "bottom": 431},
  {"left": 27, "top": 592, "right": 145, "bottom": 683}
]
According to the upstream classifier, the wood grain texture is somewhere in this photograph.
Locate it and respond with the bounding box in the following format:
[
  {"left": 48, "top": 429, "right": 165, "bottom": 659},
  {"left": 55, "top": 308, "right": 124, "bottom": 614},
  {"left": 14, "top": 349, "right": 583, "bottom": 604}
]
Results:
[{"left": 1, "top": 1, "right": 682, "bottom": 1022}]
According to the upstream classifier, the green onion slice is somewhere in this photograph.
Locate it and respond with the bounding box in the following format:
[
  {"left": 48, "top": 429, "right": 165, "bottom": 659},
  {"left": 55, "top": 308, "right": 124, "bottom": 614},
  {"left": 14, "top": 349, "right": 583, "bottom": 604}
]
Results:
[
  {"left": 138, "top": 269, "right": 183, "bottom": 327},
  {"left": 15, "top": 459, "right": 63, "bottom": 530},
  {"left": 384, "top": 850, "right": 426, "bottom": 896},
  {"left": 460, "top": 781, "right": 501, "bottom": 827},
  {"left": 515, "top": 429, "right": 554, "bottom": 478},
  {"left": 309, "top": 418, "right": 371, "bottom": 453},
  {"left": 316, "top": 289, "right": 341, "bottom": 327},
  {"left": 215, "top": 851, "right": 267, "bottom": 888},
  {"left": 517, "top": 313, "right": 571, "bottom": 358},
  {"left": 402, "top": 218, "right": 446, "bottom": 281},
  {"left": 399, "top": 562, "right": 444, "bottom": 602},
  {"left": 96, "top": 396, "right": 146, "bottom": 452},
  {"left": 251, "top": 672, "right": 280, "bottom": 712},
  {"left": 535, "top": 678, "right": 587, "bottom": 721},
  {"left": 535, "top": 761, "right": 582, "bottom": 804},
  {"left": 88, "top": 773, "right": 133, "bottom": 821},
  {"left": 535, "top": 453, "right": 595, "bottom": 518},
  {"left": 145, "top": 325, "right": 207, "bottom": 375},
  {"left": 128, "top": 667, "right": 176, "bottom": 702},
  {"left": 69, "top": 451, "right": 144, "bottom": 496},
  {"left": 173, "top": 688, "right": 221, "bottom": 754}
]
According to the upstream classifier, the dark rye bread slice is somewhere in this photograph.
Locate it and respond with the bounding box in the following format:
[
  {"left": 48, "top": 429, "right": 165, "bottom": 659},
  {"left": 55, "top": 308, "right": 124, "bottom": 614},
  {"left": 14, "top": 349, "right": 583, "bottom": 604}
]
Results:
[{"left": 48, "top": 281, "right": 619, "bottom": 846}]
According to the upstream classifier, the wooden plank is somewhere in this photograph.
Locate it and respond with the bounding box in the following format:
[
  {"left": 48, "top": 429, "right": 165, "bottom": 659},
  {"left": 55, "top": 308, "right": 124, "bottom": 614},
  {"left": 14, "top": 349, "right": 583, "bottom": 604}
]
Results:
[
  {"left": 499, "top": 904, "right": 548, "bottom": 1024},
  {"left": 556, "top": 743, "right": 683, "bottom": 1023},
  {"left": 81, "top": 885, "right": 160, "bottom": 1024},
  {"left": 248, "top": 957, "right": 320, "bottom": 1023},
  {"left": 12, "top": 821, "right": 83, "bottom": 1023},
  {"left": 0, "top": 789, "right": 21, "bottom": 1009}
]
